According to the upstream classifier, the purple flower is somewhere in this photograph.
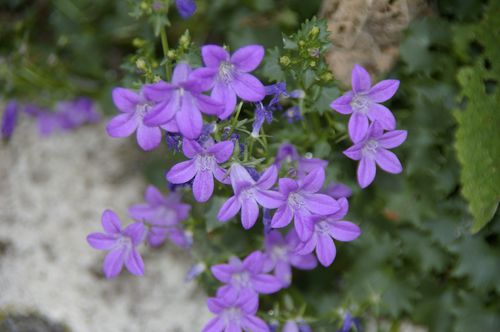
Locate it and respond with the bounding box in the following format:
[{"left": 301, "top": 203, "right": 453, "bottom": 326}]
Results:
[
  {"left": 176, "top": 0, "right": 196, "bottom": 19},
  {"left": 343, "top": 121, "right": 407, "bottom": 188},
  {"left": 330, "top": 64, "right": 399, "bottom": 143},
  {"left": 295, "top": 198, "right": 361, "bottom": 267},
  {"left": 217, "top": 163, "right": 283, "bottom": 229},
  {"left": 283, "top": 320, "right": 312, "bottom": 332},
  {"left": 128, "top": 185, "right": 191, "bottom": 247},
  {"left": 265, "top": 82, "right": 288, "bottom": 106},
  {"left": 106, "top": 87, "right": 162, "bottom": 151},
  {"left": 203, "top": 291, "right": 269, "bottom": 332},
  {"left": 166, "top": 138, "right": 234, "bottom": 202},
  {"left": 337, "top": 311, "right": 362, "bottom": 332},
  {"left": 185, "top": 262, "right": 206, "bottom": 282},
  {"left": 56, "top": 97, "right": 100, "bottom": 130},
  {"left": 1, "top": 101, "right": 18, "bottom": 139},
  {"left": 24, "top": 105, "right": 60, "bottom": 136},
  {"left": 284, "top": 106, "right": 302, "bottom": 123},
  {"left": 143, "top": 63, "right": 223, "bottom": 139},
  {"left": 324, "top": 182, "right": 352, "bottom": 199},
  {"left": 211, "top": 251, "right": 282, "bottom": 301},
  {"left": 165, "top": 132, "right": 182, "bottom": 151},
  {"left": 87, "top": 210, "right": 146, "bottom": 278},
  {"left": 194, "top": 45, "right": 266, "bottom": 119},
  {"left": 270, "top": 167, "right": 340, "bottom": 241},
  {"left": 252, "top": 102, "right": 275, "bottom": 137},
  {"left": 274, "top": 143, "right": 328, "bottom": 178},
  {"left": 262, "top": 230, "right": 317, "bottom": 287}
]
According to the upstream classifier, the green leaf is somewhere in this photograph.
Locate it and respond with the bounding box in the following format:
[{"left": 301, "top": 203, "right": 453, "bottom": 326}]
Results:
[
  {"left": 262, "top": 47, "right": 285, "bottom": 82},
  {"left": 205, "top": 196, "right": 227, "bottom": 232}
]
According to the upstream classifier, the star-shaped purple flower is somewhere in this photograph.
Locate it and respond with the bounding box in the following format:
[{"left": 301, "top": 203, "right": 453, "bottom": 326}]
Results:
[
  {"left": 330, "top": 64, "right": 400, "bottom": 143},
  {"left": 106, "top": 87, "right": 162, "bottom": 151},
  {"left": 270, "top": 167, "right": 340, "bottom": 241},
  {"left": 217, "top": 163, "right": 283, "bottom": 229},
  {"left": 194, "top": 45, "right": 266, "bottom": 119},
  {"left": 211, "top": 251, "right": 282, "bottom": 302},
  {"left": 143, "top": 62, "right": 224, "bottom": 139},
  {"left": 166, "top": 138, "right": 234, "bottom": 202},
  {"left": 128, "top": 185, "right": 191, "bottom": 247},
  {"left": 262, "top": 230, "right": 317, "bottom": 287},
  {"left": 343, "top": 121, "right": 407, "bottom": 188},
  {"left": 87, "top": 210, "right": 146, "bottom": 278},
  {"left": 203, "top": 291, "right": 269, "bottom": 332},
  {"left": 175, "top": 0, "right": 196, "bottom": 19},
  {"left": 295, "top": 198, "right": 361, "bottom": 267}
]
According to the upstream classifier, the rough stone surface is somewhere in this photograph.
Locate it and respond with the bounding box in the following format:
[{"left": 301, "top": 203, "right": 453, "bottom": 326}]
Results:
[{"left": 0, "top": 121, "right": 211, "bottom": 332}]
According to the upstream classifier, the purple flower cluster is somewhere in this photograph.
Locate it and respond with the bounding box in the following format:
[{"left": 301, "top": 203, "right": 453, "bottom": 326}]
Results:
[
  {"left": 1, "top": 97, "right": 99, "bottom": 139},
  {"left": 330, "top": 64, "right": 407, "bottom": 188},
  {"left": 87, "top": 185, "right": 191, "bottom": 278}
]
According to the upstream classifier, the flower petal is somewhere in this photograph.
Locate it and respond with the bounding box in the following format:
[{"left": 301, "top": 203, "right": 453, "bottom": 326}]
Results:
[
  {"left": 254, "top": 189, "right": 284, "bottom": 209},
  {"left": 241, "top": 198, "right": 259, "bottom": 229},
  {"left": 136, "top": 124, "right": 162, "bottom": 151},
  {"left": 176, "top": 94, "right": 203, "bottom": 139},
  {"left": 101, "top": 210, "right": 122, "bottom": 234},
  {"left": 316, "top": 234, "right": 336, "bottom": 267},
  {"left": 144, "top": 185, "right": 165, "bottom": 205},
  {"left": 166, "top": 159, "right": 197, "bottom": 184},
  {"left": 217, "top": 196, "right": 241, "bottom": 222},
  {"left": 202, "top": 317, "right": 225, "bottom": 332},
  {"left": 182, "top": 138, "right": 203, "bottom": 158},
  {"left": 367, "top": 103, "right": 396, "bottom": 130},
  {"left": 112, "top": 88, "right": 140, "bottom": 112},
  {"left": 330, "top": 92, "right": 354, "bottom": 115},
  {"left": 343, "top": 144, "right": 363, "bottom": 161},
  {"left": 193, "top": 170, "right": 214, "bottom": 202},
  {"left": 230, "top": 163, "right": 255, "bottom": 190},
  {"left": 300, "top": 167, "right": 325, "bottom": 193},
  {"left": 294, "top": 233, "right": 317, "bottom": 255},
  {"left": 190, "top": 67, "right": 217, "bottom": 91},
  {"left": 212, "top": 83, "right": 237, "bottom": 120},
  {"left": 211, "top": 263, "right": 235, "bottom": 283},
  {"left": 251, "top": 274, "right": 282, "bottom": 294},
  {"left": 348, "top": 112, "right": 369, "bottom": 143},
  {"left": 375, "top": 149, "right": 403, "bottom": 174},
  {"left": 172, "top": 62, "right": 192, "bottom": 84},
  {"left": 195, "top": 94, "right": 224, "bottom": 116},
  {"left": 232, "top": 73, "right": 265, "bottom": 102},
  {"left": 125, "top": 248, "right": 145, "bottom": 276},
  {"left": 367, "top": 79, "right": 400, "bottom": 102},
  {"left": 206, "top": 298, "right": 226, "bottom": 314},
  {"left": 278, "top": 178, "right": 299, "bottom": 195},
  {"left": 329, "top": 221, "right": 361, "bottom": 242},
  {"left": 87, "top": 233, "right": 116, "bottom": 250},
  {"left": 351, "top": 64, "right": 371, "bottom": 93},
  {"left": 201, "top": 45, "right": 230, "bottom": 68},
  {"left": 123, "top": 222, "right": 146, "bottom": 246},
  {"left": 378, "top": 130, "right": 407, "bottom": 149},
  {"left": 106, "top": 113, "right": 138, "bottom": 138},
  {"left": 255, "top": 165, "right": 278, "bottom": 189},
  {"left": 103, "top": 247, "right": 125, "bottom": 278},
  {"left": 208, "top": 140, "right": 234, "bottom": 163},
  {"left": 144, "top": 95, "right": 179, "bottom": 126},
  {"left": 270, "top": 205, "right": 293, "bottom": 228},
  {"left": 325, "top": 197, "right": 349, "bottom": 220},
  {"left": 231, "top": 45, "right": 264, "bottom": 72},
  {"left": 357, "top": 157, "right": 376, "bottom": 188},
  {"left": 294, "top": 210, "right": 314, "bottom": 241},
  {"left": 242, "top": 316, "right": 270, "bottom": 332},
  {"left": 142, "top": 81, "right": 176, "bottom": 102},
  {"left": 302, "top": 193, "right": 340, "bottom": 215}
]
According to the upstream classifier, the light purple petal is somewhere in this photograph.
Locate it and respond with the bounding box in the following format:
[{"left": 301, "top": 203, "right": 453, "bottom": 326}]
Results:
[
  {"left": 161, "top": 118, "right": 179, "bottom": 132},
  {"left": 230, "top": 45, "right": 264, "bottom": 72},
  {"left": 112, "top": 88, "right": 140, "bottom": 113},
  {"left": 351, "top": 64, "right": 371, "bottom": 93},
  {"left": 142, "top": 81, "right": 176, "bottom": 102},
  {"left": 283, "top": 321, "right": 299, "bottom": 332},
  {"left": 324, "top": 183, "right": 352, "bottom": 199},
  {"left": 176, "top": 0, "right": 197, "bottom": 19},
  {"left": 211, "top": 264, "right": 235, "bottom": 283},
  {"left": 190, "top": 67, "right": 218, "bottom": 91},
  {"left": 278, "top": 178, "right": 299, "bottom": 195},
  {"left": 193, "top": 170, "right": 214, "bottom": 202},
  {"left": 294, "top": 233, "right": 317, "bottom": 255},
  {"left": 106, "top": 113, "right": 138, "bottom": 138},
  {"left": 242, "top": 251, "right": 264, "bottom": 274},
  {"left": 101, "top": 210, "right": 122, "bottom": 234},
  {"left": 368, "top": 120, "right": 384, "bottom": 137},
  {"left": 208, "top": 141, "right": 234, "bottom": 163},
  {"left": 202, "top": 317, "right": 225, "bottom": 332},
  {"left": 367, "top": 79, "right": 400, "bottom": 102},
  {"left": 176, "top": 94, "right": 203, "bottom": 139},
  {"left": 294, "top": 210, "right": 314, "bottom": 241},
  {"left": 196, "top": 94, "right": 224, "bottom": 116},
  {"left": 217, "top": 196, "right": 241, "bottom": 222},
  {"left": 123, "top": 222, "right": 146, "bottom": 246},
  {"left": 326, "top": 197, "right": 349, "bottom": 220},
  {"left": 270, "top": 205, "right": 293, "bottom": 228},
  {"left": 289, "top": 252, "right": 318, "bottom": 270},
  {"left": 103, "top": 247, "right": 125, "bottom": 278},
  {"left": 136, "top": 124, "right": 162, "bottom": 151},
  {"left": 237, "top": 290, "right": 259, "bottom": 314},
  {"left": 254, "top": 189, "right": 284, "bottom": 209},
  {"left": 242, "top": 316, "right": 270, "bottom": 332},
  {"left": 230, "top": 163, "right": 255, "bottom": 190},
  {"left": 144, "top": 185, "right": 165, "bottom": 205},
  {"left": 316, "top": 235, "right": 336, "bottom": 267},
  {"left": 367, "top": 103, "right": 396, "bottom": 130},
  {"left": 182, "top": 138, "right": 203, "bottom": 158},
  {"left": 172, "top": 62, "right": 192, "bottom": 84},
  {"left": 348, "top": 112, "right": 369, "bottom": 143},
  {"left": 225, "top": 321, "right": 240, "bottom": 332},
  {"left": 378, "top": 130, "right": 407, "bottom": 149},
  {"left": 330, "top": 92, "right": 354, "bottom": 115},
  {"left": 144, "top": 96, "right": 179, "bottom": 126},
  {"left": 300, "top": 167, "right": 325, "bottom": 193},
  {"left": 255, "top": 165, "right": 278, "bottom": 189},
  {"left": 232, "top": 73, "right": 265, "bottom": 102},
  {"left": 329, "top": 221, "right": 361, "bottom": 242},
  {"left": 241, "top": 198, "right": 259, "bottom": 229},
  {"left": 375, "top": 149, "right": 403, "bottom": 174},
  {"left": 167, "top": 159, "right": 197, "bottom": 184},
  {"left": 206, "top": 298, "right": 226, "bottom": 314},
  {"left": 212, "top": 83, "right": 237, "bottom": 120},
  {"left": 343, "top": 143, "right": 363, "bottom": 161},
  {"left": 87, "top": 233, "right": 116, "bottom": 250},
  {"left": 213, "top": 166, "right": 231, "bottom": 184},
  {"left": 201, "top": 45, "right": 230, "bottom": 68},
  {"left": 125, "top": 248, "right": 144, "bottom": 276},
  {"left": 302, "top": 193, "right": 340, "bottom": 215},
  {"left": 357, "top": 157, "right": 376, "bottom": 188},
  {"left": 251, "top": 274, "right": 282, "bottom": 294}
]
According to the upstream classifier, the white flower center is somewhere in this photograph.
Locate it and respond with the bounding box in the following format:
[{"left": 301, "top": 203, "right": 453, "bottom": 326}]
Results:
[
  {"left": 316, "top": 220, "right": 330, "bottom": 235},
  {"left": 196, "top": 154, "right": 215, "bottom": 171},
  {"left": 218, "top": 61, "right": 235, "bottom": 83},
  {"left": 362, "top": 139, "right": 379, "bottom": 157},
  {"left": 223, "top": 308, "right": 242, "bottom": 324},
  {"left": 232, "top": 271, "right": 251, "bottom": 288},
  {"left": 271, "top": 245, "right": 288, "bottom": 261},
  {"left": 116, "top": 236, "right": 132, "bottom": 248},
  {"left": 350, "top": 95, "right": 370, "bottom": 114},
  {"left": 288, "top": 192, "right": 305, "bottom": 210},
  {"left": 135, "top": 102, "right": 153, "bottom": 118}
]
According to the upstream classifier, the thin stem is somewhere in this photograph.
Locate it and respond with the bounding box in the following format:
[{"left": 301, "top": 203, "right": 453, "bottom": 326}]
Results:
[
  {"left": 160, "top": 26, "right": 171, "bottom": 81},
  {"left": 228, "top": 102, "right": 243, "bottom": 137}
]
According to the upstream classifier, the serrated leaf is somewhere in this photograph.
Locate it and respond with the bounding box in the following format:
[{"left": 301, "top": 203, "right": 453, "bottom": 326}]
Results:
[{"left": 262, "top": 47, "right": 285, "bottom": 82}]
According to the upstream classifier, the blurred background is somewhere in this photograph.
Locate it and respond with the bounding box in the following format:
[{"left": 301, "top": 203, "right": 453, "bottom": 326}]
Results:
[{"left": 1, "top": 0, "right": 499, "bottom": 331}]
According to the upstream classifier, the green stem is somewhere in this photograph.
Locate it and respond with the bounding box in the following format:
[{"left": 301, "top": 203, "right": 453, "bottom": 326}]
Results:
[
  {"left": 160, "top": 26, "right": 171, "bottom": 80},
  {"left": 228, "top": 102, "right": 243, "bottom": 137}
]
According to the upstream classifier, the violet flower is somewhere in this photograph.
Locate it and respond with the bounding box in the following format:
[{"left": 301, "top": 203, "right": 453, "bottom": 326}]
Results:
[
  {"left": 56, "top": 97, "right": 100, "bottom": 130},
  {"left": 185, "top": 262, "right": 206, "bottom": 282},
  {"left": 343, "top": 121, "right": 407, "bottom": 188},
  {"left": 106, "top": 87, "right": 162, "bottom": 151},
  {"left": 295, "top": 198, "right": 361, "bottom": 267},
  {"left": 330, "top": 64, "right": 399, "bottom": 143},
  {"left": 337, "top": 311, "right": 362, "bottom": 332},
  {"left": 324, "top": 182, "right": 352, "bottom": 199},
  {"left": 203, "top": 291, "right": 269, "bottom": 332},
  {"left": 284, "top": 106, "right": 302, "bottom": 123},
  {"left": 1, "top": 101, "right": 18, "bottom": 139},
  {"left": 128, "top": 185, "right": 191, "bottom": 247},
  {"left": 194, "top": 45, "right": 266, "bottom": 119},
  {"left": 283, "top": 320, "right": 312, "bottom": 332},
  {"left": 211, "top": 251, "right": 282, "bottom": 301},
  {"left": 217, "top": 163, "right": 283, "bottom": 229},
  {"left": 270, "top": 167, "right": 340, "bottom": 241},
  {"left": 143, "top": 62, "right": 224, "bottom": 139},
  {"left": 262, "top": 230, "right": 317, "bottom": 287},
  {"left": 275, "top": 143, "right": 328, "bottom": 178},
  {"left": 87, "top": 210, "right": 146, "bottom": 278},
  {"left": 24, "top": 104, "right": 61, "bottom": 136},
  {"left": 175, "top": 0, "right": 196, "bottom": 19},
  {"left": 166, "top": 138, "right": 234, "bottom": 202},
  {"left": 265, "top": 82, "right": 288, "bottom": 106},
  {"left": 251, "top": 102, "right": 275, "bottom": 137}
]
